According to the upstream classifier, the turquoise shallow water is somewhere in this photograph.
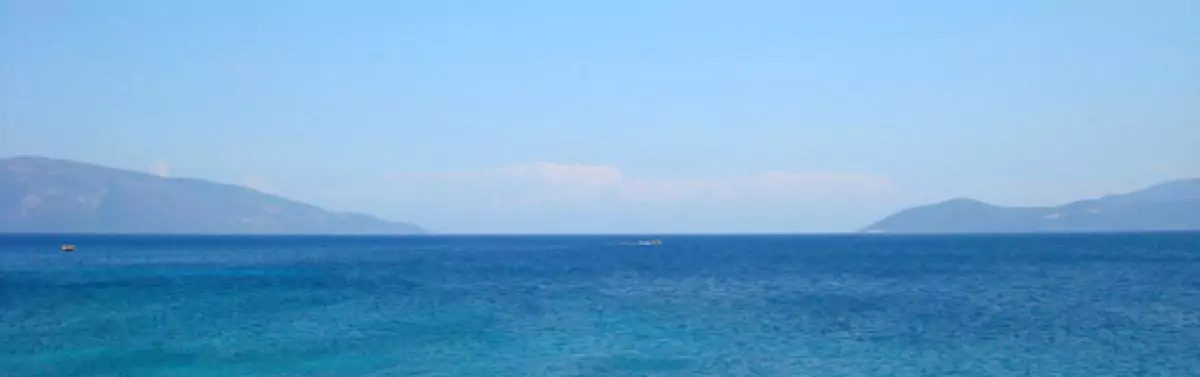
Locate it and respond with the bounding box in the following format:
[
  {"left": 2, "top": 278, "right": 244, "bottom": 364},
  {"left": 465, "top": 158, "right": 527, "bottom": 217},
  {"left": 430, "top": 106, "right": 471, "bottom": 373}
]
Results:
[{"left": 2, "top": 233, "right": 1199, "bottom": 376}]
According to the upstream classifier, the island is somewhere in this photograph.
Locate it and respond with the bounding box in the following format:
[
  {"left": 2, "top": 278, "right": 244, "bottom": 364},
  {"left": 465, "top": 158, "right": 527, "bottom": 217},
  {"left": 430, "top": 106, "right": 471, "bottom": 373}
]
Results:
[
  {"left": 862, "top": 178, "right": 1200, "bottom": 234},
  {"left": 0, "top": 156, "right": 424, "bottom": 235}
]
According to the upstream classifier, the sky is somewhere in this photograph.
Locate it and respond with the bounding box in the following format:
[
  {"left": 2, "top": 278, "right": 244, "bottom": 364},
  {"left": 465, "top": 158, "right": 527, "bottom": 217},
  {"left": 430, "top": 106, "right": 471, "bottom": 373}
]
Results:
[{"left": 2, "top": 0, "right": 1198, "bottom": 234}]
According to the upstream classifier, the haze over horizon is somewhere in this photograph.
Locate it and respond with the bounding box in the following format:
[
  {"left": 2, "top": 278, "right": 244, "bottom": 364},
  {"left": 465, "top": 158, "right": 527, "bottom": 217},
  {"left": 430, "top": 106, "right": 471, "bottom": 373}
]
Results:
[{"left": 3, "top": 0, "right": 1198, "bottom": 234}]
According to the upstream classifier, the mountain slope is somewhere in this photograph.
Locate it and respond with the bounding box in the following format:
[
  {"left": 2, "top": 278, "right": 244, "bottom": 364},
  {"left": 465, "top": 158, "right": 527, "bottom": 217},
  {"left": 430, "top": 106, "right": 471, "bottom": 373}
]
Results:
[
  {"left": 0, "top": 156, "right": 424, "bottom": 234},
  {"left": 863, "top": 179, "right": 1200, "bottom": 234}
]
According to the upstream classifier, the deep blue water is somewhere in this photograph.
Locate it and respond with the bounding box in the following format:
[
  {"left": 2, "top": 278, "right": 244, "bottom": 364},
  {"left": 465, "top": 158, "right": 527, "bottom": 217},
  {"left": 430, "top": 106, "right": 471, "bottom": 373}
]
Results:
[{"left": 2, "top": 233, "right": 1199, "bottom": 376}]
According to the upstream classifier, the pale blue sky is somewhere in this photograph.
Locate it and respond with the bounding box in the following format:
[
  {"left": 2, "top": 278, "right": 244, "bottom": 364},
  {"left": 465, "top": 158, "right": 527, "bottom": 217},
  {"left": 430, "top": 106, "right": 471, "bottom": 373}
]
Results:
[{"left": 2, "top": 0, "right": 1198, "bottom": 233}]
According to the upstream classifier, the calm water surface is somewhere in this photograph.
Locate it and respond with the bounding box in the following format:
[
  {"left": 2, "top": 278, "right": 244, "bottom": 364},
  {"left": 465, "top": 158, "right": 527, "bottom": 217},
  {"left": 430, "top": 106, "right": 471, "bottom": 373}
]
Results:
[{"left": 2, "top": 234, "right": 1199, "bottom": 376}]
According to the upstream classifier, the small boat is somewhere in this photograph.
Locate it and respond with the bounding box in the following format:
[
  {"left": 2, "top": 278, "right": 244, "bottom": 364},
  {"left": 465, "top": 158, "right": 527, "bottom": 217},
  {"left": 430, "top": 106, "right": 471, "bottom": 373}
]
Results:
[
  {"left": 650, "top": 239, "right": 662, "bottom": 246},
  {"left": 61, "top": 244, "right": 76, "bottom": 252}
]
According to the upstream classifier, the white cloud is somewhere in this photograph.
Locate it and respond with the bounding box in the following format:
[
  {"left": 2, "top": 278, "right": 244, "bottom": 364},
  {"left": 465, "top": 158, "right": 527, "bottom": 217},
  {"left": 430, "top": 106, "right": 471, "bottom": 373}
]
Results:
[
  {"left": 242, "top": 175, "right": 276, "bottom": 194},
  {"left": 500, "top": 162, "right": 624, "bottom": 187},
  {"left": 392, "top": 162, "right": 895, "bottom": 208},
  {"left": 151, "top": 161, "right": 170, "bottom": 178},
  {"left": 1151, "top": 164, "right": 1200, "bottom": 179}
]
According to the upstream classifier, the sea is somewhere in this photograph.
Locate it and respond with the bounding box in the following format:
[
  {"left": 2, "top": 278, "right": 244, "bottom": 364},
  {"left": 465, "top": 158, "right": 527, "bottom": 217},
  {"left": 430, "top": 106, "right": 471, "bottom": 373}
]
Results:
[{"left": 2, "top": 233, "right": 1199, "bottom": 376}]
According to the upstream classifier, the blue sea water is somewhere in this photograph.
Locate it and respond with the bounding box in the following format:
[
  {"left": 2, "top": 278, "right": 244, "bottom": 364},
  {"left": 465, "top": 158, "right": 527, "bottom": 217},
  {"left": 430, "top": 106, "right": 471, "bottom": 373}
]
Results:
[{"left": 2, "top": 233, "right": 1199, "bottom": 376}]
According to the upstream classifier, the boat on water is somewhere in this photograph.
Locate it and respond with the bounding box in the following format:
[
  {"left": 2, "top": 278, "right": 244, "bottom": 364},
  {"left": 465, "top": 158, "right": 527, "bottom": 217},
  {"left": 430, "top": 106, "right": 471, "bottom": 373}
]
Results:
[
  {"left": 636, "top": 239, "right": 663, "bottom": 246},
  {"left": 61, "top": 244, "right": 76, "bottom": 252}
]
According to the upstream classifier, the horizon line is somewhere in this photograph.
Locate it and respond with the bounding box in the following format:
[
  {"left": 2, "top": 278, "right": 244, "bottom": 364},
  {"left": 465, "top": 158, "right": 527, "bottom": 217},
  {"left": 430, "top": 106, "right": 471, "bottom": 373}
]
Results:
[{"left": 3, "top": 230, "right": 1198, "bottom": 237}]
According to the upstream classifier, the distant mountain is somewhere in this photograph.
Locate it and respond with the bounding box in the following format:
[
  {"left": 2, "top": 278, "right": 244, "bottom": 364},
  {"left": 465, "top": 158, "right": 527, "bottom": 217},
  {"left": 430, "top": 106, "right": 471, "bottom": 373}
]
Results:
[
  {"left": 0, "top": 156, "right": 424, "bottom": 235},
  {"left": 863, "top": 179, "right": 1200, "bottom": 234}
]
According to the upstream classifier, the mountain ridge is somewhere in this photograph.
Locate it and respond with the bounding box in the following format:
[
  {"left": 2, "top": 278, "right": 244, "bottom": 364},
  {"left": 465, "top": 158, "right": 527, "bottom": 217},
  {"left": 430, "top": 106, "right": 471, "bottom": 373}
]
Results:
[
  {"left": 0, "top": 156, "right": 424, "bottom": 235},
  {"left": 863, "top": 178, "right": 1200, "bottom": 234}
]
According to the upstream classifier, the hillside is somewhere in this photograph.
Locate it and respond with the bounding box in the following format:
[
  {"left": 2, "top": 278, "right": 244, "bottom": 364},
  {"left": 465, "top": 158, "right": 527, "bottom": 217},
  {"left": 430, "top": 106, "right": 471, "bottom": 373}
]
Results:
[
  {"left": 0, "top": 156, "right": 424, "bottom": 235},
  {"left": 862, "top": 179, "right": 1200, "bottom": 234}
]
